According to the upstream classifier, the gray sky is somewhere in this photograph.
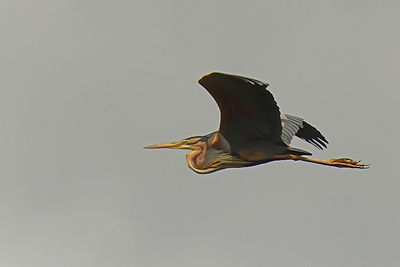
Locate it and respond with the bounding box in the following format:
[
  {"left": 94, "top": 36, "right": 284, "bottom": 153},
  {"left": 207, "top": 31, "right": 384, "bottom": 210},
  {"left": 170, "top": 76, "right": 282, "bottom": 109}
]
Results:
[{"left": 1, "top": 0, "right": 399, "bottom": 266}]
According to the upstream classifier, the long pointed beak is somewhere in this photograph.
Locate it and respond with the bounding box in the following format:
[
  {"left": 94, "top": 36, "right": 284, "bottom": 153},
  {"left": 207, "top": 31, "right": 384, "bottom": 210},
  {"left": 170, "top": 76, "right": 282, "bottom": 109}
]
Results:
[{"left": 144, "top": 140, "right": 189, "bottom": 149}]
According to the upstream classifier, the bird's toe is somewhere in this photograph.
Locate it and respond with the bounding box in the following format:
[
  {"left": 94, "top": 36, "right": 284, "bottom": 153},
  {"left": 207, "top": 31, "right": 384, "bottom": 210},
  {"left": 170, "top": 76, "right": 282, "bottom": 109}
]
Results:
[{"left": 330, "top": 158, "right": 369, "bottom": 169}]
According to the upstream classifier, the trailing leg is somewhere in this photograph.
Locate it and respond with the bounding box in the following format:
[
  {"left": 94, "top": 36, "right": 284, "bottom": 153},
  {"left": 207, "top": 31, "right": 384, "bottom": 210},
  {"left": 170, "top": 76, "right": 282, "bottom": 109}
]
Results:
[{"left": 275, "top": 154, "right": 369, "bottom": 169}]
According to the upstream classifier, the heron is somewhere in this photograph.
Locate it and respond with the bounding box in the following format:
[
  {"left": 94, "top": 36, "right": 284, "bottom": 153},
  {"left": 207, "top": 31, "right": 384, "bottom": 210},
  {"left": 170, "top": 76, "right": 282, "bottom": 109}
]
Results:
[{"left": 145, "top": 72, "right": 368, "bottom": 174}]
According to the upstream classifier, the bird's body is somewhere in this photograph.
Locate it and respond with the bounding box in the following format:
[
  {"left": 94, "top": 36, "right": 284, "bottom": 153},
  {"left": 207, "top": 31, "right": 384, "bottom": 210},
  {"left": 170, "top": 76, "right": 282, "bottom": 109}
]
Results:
[{"left": 146, "top": 72, "right": 367, "bottom": 173}]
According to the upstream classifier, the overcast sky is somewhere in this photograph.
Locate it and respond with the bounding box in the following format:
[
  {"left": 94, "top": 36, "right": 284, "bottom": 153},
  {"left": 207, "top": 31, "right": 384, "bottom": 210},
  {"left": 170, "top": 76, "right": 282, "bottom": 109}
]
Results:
[{"left": 1, "top": 0, "right": 399, "bottom": 266}]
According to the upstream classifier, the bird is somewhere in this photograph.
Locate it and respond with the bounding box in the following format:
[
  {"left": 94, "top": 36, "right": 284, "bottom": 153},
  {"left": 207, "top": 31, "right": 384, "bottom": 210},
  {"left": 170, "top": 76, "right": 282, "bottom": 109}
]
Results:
[{"left": 145, "top": 72, "right": 368, "bottom": 174}]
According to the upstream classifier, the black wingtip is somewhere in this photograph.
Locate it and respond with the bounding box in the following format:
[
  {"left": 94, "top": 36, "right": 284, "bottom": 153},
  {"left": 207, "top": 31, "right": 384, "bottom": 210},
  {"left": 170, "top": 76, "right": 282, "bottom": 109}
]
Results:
[{"left": 296, "top": 121, "right": 329, "bottom": 150}]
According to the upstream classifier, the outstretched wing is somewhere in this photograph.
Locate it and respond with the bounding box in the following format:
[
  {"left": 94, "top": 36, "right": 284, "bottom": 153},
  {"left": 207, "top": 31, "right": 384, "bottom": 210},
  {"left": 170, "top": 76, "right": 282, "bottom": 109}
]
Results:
[
  {"left": 281, "top": 113, "right": 328, "bottom": 149},
  {"left": 198, "top": 72, "right": 283, "bottom": 152}
]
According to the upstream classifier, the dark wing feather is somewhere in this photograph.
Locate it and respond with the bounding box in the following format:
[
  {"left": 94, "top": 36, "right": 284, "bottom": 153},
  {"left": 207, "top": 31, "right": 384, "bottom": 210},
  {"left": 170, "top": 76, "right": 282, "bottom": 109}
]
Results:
[
  {"left": 295, "top": 121, "right": 329, "bottom": 149},
  {"left": 198, "top": 72, "right": 283, "bottom": 152}
]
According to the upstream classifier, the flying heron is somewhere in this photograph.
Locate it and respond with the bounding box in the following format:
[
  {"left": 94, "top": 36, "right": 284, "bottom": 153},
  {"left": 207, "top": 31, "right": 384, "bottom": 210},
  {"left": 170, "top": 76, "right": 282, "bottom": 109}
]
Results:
[{"left": 145, "top": 72, "right": 368, "bottom": 174}]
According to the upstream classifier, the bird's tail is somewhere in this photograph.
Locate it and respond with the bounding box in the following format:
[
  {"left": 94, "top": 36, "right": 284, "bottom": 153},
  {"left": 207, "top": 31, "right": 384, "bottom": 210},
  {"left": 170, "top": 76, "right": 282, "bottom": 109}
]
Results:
[{"left": 287, "top": 147, "right": 312, "bottom": 156}]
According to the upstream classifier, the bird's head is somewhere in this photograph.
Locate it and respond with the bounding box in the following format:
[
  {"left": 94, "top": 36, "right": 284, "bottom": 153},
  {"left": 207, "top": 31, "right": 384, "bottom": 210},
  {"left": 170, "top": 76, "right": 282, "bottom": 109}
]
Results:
[{"left": 145, "top": 133, "right": 253, "bottom": 174}]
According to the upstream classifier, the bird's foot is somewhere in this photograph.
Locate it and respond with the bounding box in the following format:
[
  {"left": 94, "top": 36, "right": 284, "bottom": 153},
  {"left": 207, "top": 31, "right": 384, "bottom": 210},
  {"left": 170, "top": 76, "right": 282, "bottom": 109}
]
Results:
[{"left": 329, "top": 158, "right": 369, "bottom": 169}]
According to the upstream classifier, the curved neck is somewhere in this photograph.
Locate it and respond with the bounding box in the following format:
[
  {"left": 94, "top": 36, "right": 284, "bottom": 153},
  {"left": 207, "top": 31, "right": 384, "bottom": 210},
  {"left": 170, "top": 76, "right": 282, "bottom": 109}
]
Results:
[
  {"left": 185, "top": 140, "right": 250, "bottom": 174},
  {"left": 186, "top": 141, "right": 214, "bottom": 174}
]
